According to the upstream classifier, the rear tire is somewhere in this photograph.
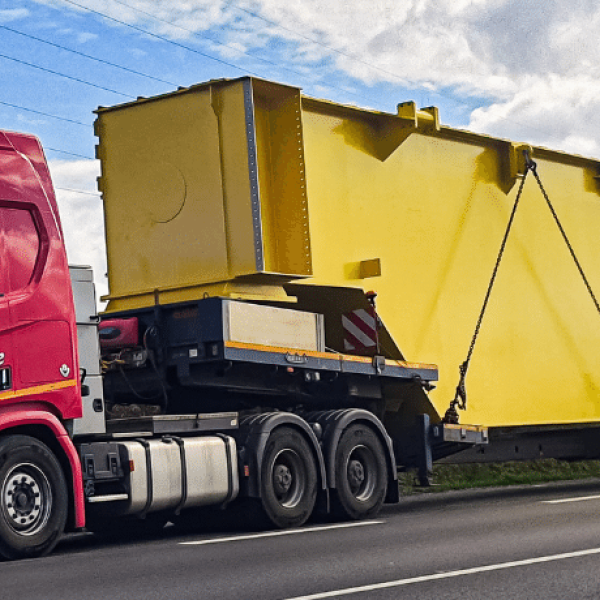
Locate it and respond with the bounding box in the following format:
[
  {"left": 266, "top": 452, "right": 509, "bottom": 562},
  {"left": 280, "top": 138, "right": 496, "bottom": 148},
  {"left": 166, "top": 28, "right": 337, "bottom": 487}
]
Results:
[
  {"left": 332, "top": 424, "right": 387, "bottom": 520},
  {"left": 258, "top": 427, "right": 317, "bottom": 529},
  {"left": 0, "top": 435, "right": 68, "bottom": 560}
]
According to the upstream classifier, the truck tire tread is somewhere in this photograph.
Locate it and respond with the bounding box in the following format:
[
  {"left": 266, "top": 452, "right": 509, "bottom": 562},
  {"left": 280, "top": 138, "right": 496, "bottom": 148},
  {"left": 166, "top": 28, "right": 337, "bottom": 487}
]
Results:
[{"left": 0, "top": 435, "right": 68, "bottom": 560}]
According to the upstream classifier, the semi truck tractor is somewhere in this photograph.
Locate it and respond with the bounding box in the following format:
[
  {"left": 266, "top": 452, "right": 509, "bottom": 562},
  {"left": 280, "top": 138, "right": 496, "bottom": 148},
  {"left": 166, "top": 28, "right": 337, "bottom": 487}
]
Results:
[
  {"left": 1, "top": 74, "right": 598, "bottom": 560},
  {"left": 0, "top": 78, "right": 488, "bottom": 560}
]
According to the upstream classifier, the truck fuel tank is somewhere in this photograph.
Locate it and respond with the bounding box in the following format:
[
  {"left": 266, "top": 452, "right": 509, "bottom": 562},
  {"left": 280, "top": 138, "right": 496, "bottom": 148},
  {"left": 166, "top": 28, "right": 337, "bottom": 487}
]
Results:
[{"left": 117, "top": 435, "right": 238, "bottom": 515}]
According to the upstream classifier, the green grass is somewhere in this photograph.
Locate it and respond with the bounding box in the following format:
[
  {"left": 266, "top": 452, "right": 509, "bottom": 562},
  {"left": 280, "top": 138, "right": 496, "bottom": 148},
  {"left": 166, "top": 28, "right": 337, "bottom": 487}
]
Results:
[{"left": 399, "top": 459, "right": 600, "bottom": 495}]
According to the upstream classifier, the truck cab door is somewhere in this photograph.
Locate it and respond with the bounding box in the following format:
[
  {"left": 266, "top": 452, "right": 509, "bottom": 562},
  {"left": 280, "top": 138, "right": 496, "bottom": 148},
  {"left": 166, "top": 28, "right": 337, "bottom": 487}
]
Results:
[{"left": 0, "top": 209, "right": 13, "bottom": 396}]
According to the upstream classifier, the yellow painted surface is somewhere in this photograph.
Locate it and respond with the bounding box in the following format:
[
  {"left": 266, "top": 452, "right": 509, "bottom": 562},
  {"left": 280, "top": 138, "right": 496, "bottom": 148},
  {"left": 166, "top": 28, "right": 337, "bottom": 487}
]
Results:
[
  {"left": 96, "top": 77, "right": 600, "bottom": 427},
  {"left": 252, "top": 80, "right": 312, "bottom": 277},
  {"left": 96, "top": 79, "right": 312, "bottom": 312},
  {"left": 96, "top": 86, "right": 231, "bottom": 306},
  {"left": 298, "top": 102, "right": 600, "bottom": 427}
]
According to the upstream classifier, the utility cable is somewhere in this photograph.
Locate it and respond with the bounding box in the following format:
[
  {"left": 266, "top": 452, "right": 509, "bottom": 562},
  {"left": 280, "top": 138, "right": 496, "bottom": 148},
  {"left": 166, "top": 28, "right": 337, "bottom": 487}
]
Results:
[
  {"left": 59, "top": 0, "right": 393, "bottom": 108},
  {"left": 108, "top": 0, "right": 376, "bottom": 104},
  {"left": 60, "top": 0, "right": 263, "bottom": 77},
  {"left": 46, "top": 148, "right": 95, "bottom": 160},
  {"left": 107, "top": 0, "right": 292, "bottom": 72},
  {"left": 0, "top": 52, "right": 135, "bottom": 98},
  {"left": 55, "top": 187, "right": 101, "bottom": 196},
  {"left": 0, "top": 25, "right": 177, "bottom": 86},
  {"left": 41, "top": 0, "right": 583, "bottom": 153},
  {"left": 0, "top": 100, "right": 89, "bottom": 126},
  {"left": 224, "top": 2, "right": 573, "bottom": 145},
  {"left": 223, "top": 0, "right": 409, "bottom": 87}
]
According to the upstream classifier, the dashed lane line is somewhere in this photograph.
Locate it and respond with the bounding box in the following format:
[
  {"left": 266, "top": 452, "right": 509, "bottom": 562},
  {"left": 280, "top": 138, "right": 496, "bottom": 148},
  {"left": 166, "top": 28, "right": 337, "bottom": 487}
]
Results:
[
  {"left": 283, "top": 547, "right": 600, "bottom": 600},
  {"left": 179, "top": 520, "right": 384, "bottom": 546},
  {"left": 542, "top": 494, "right": 600, "bottom": 504}
]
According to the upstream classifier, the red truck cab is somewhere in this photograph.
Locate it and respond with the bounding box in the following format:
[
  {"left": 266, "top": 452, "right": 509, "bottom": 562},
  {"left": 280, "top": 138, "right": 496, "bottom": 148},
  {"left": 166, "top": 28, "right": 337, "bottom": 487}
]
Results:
[
  {"left": 0, "top": 130, "right": 81, "bottom": 418},
  {"left": 0, "top": 130, "right": 85, "bottom": 559}
]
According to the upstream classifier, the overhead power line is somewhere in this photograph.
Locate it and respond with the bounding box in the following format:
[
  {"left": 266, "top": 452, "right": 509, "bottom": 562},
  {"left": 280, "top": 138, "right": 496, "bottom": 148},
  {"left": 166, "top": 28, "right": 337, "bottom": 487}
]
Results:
[
  {"left": 0, "top": 25, "right": 178, "bottom": 87},
  {"left": 60, "top": 0, "right": 263, "bottom": 77},
  {"left": 222, "top": 2, "right": 568, "bottom": 140},
  {"left": 0, "top": 101, "right": 89, "bottom": 127},
  {"left": 46, "top": 148, "right": 95, "bottom": 160},
  {"left": 108, "top": 0, "right": 289, "bottom": 72},
  {"left": 59, "top": 0, "right": 391, "bottom": 108},
  {"left": 0, "top": 52, "right": 135, "bottom": 99},
  {"left": 223, "top": 0, "right": 410, "bottom": 87},
  {"left": 56, "top": 187, "right": 101, "bottom": 196},
  {"left": 107, "top": 0, "right": 389, "bottom": 106}
]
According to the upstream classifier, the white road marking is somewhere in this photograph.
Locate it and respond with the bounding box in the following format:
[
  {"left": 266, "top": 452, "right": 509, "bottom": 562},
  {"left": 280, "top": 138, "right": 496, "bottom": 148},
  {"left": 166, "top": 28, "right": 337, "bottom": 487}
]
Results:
[
  {"left": 283, "top": 547, "right": 600, "bottom": 600},
  {"left": 179, "top": 520, "right": 384, "bottom": 546},
  {"left": 542, "top": 494, "right": 600, "bottom": 504}
]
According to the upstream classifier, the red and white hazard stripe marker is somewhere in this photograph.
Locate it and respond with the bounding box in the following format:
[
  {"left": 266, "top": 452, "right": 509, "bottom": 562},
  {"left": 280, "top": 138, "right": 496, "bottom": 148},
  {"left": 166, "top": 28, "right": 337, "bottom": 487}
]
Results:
[{"left": 342, "top": 307, "right": 378, "bottom": 355}]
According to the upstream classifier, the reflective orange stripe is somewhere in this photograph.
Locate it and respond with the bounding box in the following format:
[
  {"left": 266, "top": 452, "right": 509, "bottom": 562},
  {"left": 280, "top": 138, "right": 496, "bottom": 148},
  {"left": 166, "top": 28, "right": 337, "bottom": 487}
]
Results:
[
  {"left": 0, "top": 378, "right": 78, "bottom": 402},
  {"left": 223, "top": 340, "right": 437, "bottom": 370}
]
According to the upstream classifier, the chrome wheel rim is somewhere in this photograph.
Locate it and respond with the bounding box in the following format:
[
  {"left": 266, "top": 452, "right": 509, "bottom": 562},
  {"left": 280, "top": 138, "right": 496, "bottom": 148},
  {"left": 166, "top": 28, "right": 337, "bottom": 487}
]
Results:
[
  {"left": 271, "top": 449, "right": 306, "bottom": 509},
  {"left": 2, "top": 463, "right": 52, "bottom": 536},
  {"left": 346, "top": 445, "right": 377, "bottom": 502}
]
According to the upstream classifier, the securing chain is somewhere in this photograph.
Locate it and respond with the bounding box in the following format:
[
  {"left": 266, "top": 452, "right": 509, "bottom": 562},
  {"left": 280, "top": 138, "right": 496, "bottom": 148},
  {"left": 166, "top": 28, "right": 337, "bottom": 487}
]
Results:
[
  {"left": 444, "top": 150, "right": 600, "bottom": 424},
  {"left": 531, "top": 168, "right": 600, "bottom": 317},
  {"left": 443, "top": 152, "right": 532, "bottom": 424}
]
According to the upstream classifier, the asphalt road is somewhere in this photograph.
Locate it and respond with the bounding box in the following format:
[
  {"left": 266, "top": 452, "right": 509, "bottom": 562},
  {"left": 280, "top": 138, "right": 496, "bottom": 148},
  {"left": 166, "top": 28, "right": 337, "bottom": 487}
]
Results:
[{"left": 4, "top": 480, "right": 600, "bottom": 600}]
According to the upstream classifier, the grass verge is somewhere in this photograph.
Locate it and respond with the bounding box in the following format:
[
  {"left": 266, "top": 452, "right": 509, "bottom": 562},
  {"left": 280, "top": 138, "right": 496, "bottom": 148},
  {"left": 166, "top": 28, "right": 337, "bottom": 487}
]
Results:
[{"left": 399, "top": 459, "right": 600, "bottom": 495}]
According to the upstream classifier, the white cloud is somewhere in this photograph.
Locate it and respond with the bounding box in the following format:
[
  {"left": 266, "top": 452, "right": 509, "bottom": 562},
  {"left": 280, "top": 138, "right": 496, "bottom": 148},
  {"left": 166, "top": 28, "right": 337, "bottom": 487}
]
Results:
[
  {"left": 48, "top": 159, "right": 108, "bottom": 308},
  {"left": 0, "top": 8, "right": 29, "bottom": 23},
  {"left": 77, "top": 31, "right": 98, "bottom": 43},
  {"left": 34, "top": 0, "right": 600, "bottom": 159},
  {"left": 19, "top": 0, "right": 600, "bottom": 322},
  {"left": 16, "top": 114, "right": 47, "bottom": 127},
  {"left": 211, "top": 40, "right": 249, "bottom": 60},
  {"left": 469, "top": 75, "right": 600, "bottom": 156},
  {"left": 30, "top": 5, "right": 565, "bottom": 84},
  {"left": 129, "top": 47, "right": 147, "bottom": 58},
  {"left": 244, "top": 0, "right": 600, "bottom": 157},
  {"left": 32, "top": 0, "right": 600, "bottom": 93}
]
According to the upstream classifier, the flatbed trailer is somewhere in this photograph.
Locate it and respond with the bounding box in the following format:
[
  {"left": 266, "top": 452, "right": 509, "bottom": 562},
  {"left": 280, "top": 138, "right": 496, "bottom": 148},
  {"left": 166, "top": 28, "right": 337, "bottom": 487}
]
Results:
[{"left": 9, "top": 70, "right": 600, "bottom": 560}]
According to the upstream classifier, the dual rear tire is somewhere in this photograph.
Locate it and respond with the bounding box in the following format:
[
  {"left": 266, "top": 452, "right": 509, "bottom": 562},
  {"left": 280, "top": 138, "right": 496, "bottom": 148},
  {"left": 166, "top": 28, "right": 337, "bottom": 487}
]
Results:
[
  {"left": 256, "top": 423, "right": 388, "bottom": 529},
  {"left": 257, "top": 427, "right": 318, "bottom": 528},
  {"left": 331, "top": 424, "right": 388, "bottom": 520}
]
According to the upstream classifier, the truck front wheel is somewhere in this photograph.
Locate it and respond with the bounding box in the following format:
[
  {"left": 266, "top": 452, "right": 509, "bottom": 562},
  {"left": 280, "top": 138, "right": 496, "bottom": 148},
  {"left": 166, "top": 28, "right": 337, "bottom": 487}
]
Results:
[
  {"left": 258, "top": 427, "right": 317, "bottom": 529},
  {"left": 332, "top": 424, "right": 387, "bottom": 520},
  {"left": 0, "top": 435, "right": 68, "bottom": 560}
]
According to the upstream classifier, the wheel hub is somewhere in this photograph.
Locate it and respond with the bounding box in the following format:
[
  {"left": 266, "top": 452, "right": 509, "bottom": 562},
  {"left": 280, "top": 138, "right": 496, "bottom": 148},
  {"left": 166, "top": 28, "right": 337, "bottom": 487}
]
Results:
[
  {"left": 16, "top": 491, "right": 30, "bottom": 509},
  {"left": 270, "top": 447, "right": 306, "bottom": 509},
  {"left": 273, "top": 464, "right": 293, "bottom": 495},
  {"left": 348, "top": 459, "right": 365, "bottom": 491},
  {"left": 2, "top": 465, "right": 50, "bottom": 535},
  {"left": 345, "top": 444, "right": 378, "bottom": 502}
]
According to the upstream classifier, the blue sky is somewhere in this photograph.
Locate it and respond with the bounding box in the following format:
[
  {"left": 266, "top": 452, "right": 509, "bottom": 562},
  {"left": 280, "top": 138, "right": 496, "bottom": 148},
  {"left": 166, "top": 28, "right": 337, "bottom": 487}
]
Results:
[
  {"left": 2, "top": 0, "right": 599, "bottom": 303},
  {"left": 1, "top": 0, "right": 484, "bottom": 159}
]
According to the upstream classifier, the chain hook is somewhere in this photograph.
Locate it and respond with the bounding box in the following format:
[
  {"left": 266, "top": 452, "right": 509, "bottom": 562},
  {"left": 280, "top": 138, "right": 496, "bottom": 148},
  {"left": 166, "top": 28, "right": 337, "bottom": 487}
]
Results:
[
  {"left": 443, "top": 360, "right": 468, "bottom": 424},
  {"left": 523, "top": 148, "right": 536, "bottom": 173},
  {"left": 443, "top": 162, "right": 531, "bottom": 425}
]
